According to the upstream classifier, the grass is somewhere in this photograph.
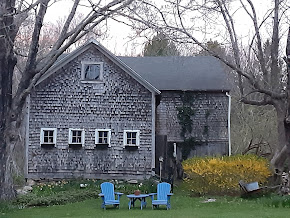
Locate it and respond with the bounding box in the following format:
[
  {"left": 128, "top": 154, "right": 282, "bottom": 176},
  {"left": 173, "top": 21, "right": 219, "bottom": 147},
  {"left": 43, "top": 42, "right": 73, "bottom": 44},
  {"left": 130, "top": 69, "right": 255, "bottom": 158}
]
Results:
[
  {"left": 1, "top": 179, "right": 290, "bottom": 218},
  {"left": 2, "top": 191, "right": 290, "bottom": 218}
]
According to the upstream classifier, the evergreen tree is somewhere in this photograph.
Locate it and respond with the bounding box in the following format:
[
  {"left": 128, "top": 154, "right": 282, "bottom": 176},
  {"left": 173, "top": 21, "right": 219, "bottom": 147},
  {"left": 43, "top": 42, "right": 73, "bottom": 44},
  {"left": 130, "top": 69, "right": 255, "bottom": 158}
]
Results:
[{"left": 143, "top": 33, "right": 179, "bottom": 56}]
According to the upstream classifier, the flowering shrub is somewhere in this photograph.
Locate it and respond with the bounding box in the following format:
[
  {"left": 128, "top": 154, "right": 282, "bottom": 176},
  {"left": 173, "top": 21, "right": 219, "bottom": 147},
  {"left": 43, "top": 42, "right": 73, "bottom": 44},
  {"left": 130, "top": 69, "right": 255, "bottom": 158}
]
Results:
[
  {"left": 15, "top": 179, "right": 157, "bottom": 207},
  {"left": 15, "top": 190, "right": 99, "bottom": 207},
  {"left": 182, "top": 154, "right": 271, "bottom": 195},
  {"left": 32, "top": 179, "right": 100, "bottom": 196},
  {"left": 113, "top": 179, "right": 157, "bottom": 194}
]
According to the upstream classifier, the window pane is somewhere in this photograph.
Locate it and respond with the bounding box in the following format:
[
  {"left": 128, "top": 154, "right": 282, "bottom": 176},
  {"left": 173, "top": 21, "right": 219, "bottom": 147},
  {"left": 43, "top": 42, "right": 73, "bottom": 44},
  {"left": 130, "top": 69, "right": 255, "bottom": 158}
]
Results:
[
  {"left": 84, "top": 64, "right": 100, "bottom": 80},
  {"left": 71, "top": 130, "right": 82, "bottom": 143},
  {"left": 43, "top": 130, "right": 54, "bottom": 143},
  {"left": 125, "top": 131, "right": 138, "bottom": 145},
  {"left": 44, "top": 136, "right": 49, "bottom": 143},
  {"left": 132, "top": 132, "right": 136, "bottom": 139},
  {"left": 97, "top": 131, "right": 109, "bottom": 144}
]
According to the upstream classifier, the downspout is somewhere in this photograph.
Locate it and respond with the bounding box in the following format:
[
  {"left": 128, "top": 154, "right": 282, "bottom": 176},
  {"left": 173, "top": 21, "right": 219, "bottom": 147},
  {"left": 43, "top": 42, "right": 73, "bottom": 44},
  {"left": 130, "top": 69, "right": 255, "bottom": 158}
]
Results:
[
  {"left": 226, "top": 92, "right": 231, "bottom": 156},
  {"left": 151, "top": 92, "right": 156, "bottom": 175},
  {"left": 24, "top": 95, "right": 30, "bottom": 178}
]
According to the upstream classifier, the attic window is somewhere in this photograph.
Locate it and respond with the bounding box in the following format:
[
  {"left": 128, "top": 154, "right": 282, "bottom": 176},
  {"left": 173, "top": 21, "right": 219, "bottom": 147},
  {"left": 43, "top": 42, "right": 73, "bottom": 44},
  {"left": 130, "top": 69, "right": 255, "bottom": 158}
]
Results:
[{"left": 81, "top": 61, "right": 103, "bottom": 81}]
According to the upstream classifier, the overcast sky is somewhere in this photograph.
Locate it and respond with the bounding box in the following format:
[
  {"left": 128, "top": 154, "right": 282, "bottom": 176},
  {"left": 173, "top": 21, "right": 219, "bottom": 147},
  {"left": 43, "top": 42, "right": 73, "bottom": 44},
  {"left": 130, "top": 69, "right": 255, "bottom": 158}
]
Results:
[
  {"left": 44, "top": 0, "right": 144, "bottom": 55},
  {"left": 43, "top": 0, "right": 289, "bottom": 56}
]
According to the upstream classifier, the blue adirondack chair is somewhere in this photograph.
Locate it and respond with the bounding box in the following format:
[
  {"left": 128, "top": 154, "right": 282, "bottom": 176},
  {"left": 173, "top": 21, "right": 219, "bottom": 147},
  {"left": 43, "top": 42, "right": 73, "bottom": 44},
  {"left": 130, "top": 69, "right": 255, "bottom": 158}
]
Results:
[
  {"left": 98, "top": 182, "right": 123, "bottom": 209},
  {"left": 149, "top": 182, "right": 173, "bottom": 210}
]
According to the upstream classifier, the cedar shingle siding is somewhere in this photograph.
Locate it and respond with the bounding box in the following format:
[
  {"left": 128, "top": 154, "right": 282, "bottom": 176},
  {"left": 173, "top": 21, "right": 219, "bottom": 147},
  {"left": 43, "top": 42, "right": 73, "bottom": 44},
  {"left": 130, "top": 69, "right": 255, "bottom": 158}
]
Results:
[
  {"left": 28, "top": 47, "right": 153, "bottom": 179},
  {"left": 26, "top": 40, "right": 230, "bottom": 180},
  {"left": 156, "top": 91, "right": 228, "bottom": 157}
]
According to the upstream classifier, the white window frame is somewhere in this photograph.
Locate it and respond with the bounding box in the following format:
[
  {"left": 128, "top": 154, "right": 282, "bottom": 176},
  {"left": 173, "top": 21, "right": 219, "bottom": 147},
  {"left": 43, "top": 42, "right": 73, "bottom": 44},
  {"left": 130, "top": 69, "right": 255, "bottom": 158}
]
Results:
[
  {"left": 69, "top": 128, "right": 85, "bottom": 146},
  {"left": 40, "top": 128, "right": 57, "bottom": 146},
  {"left": 95, "top": 129, "right": 111, "bottom": 147},
  {"left": 123, "top": 130, "right": 140, "bottom": 147},
  {"left": 81, "top": 61, "right": 103, "bottom": 82}
]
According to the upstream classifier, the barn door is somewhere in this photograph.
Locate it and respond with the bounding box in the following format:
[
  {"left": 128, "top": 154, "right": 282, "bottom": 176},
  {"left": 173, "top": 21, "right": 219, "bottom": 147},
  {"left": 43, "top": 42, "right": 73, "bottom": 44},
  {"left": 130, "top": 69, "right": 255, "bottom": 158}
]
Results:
[{"left": 155, "top": 135, "right": 168, "bottom": 179}]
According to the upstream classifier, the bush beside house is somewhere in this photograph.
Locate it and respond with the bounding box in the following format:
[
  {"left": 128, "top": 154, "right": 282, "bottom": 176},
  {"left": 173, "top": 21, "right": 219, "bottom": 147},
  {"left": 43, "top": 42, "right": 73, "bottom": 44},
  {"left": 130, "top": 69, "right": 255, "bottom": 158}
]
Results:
[{"left": 182, "top": 154, "right": 271, "bottom": 195}]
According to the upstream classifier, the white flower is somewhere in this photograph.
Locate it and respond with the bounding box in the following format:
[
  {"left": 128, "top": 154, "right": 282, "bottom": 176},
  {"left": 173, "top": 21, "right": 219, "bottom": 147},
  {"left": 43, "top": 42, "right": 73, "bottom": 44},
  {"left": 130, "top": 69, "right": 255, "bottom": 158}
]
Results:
[{"left": 80, "top": 183, "right": 88, "bottom": 188}]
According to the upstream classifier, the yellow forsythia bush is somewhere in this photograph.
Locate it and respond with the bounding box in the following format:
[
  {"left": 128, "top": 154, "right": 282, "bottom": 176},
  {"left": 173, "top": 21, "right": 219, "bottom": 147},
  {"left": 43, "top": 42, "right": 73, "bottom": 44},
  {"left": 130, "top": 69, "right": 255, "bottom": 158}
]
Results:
[{"left": 182, "top": 154, "right": 271, "bottom": 195}]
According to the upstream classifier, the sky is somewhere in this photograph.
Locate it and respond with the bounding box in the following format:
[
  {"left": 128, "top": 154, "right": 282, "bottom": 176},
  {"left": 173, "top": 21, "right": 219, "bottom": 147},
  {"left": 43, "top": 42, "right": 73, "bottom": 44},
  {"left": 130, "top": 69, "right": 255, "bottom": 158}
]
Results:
[
  {"left": 44, "top": 0, "right": 145, "bottom": 56},
  {"left": 43, "top": 0, "right": 289, "bottom": 56}
]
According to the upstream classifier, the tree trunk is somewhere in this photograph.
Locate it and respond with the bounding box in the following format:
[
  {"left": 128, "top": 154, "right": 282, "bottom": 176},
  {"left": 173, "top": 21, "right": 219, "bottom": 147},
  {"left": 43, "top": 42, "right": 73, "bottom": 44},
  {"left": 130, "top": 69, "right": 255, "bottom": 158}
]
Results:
[
  {"left": 0, "top": 0, "right": 18, "bottom": 200},
  {"left": 271, "top": 102, "right": 289, "bottom": 171},
  {"left": 0, "top": 52, "right": 17, "bottom": 200},
  {"left": 270, "top": 27, "right": 290, "bottom": 177}
]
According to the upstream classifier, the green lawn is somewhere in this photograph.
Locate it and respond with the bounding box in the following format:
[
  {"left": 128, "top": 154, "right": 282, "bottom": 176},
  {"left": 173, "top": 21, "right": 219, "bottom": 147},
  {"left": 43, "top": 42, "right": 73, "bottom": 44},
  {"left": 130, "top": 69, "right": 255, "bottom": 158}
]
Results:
[{"left": 2, "top": 192, "right": 290, "bottom": 218}]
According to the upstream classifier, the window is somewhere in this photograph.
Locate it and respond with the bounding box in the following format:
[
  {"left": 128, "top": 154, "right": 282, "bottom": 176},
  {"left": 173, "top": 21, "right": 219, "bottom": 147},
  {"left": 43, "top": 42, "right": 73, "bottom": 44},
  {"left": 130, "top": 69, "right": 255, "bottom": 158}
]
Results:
[
  {"left": 69, "top": 129, "right": 85, "bottom": 146},
  {"left": 40, "top": 128, "right": 57, "bottom": 146},
  {"left": 81, "top": 61, "right": 103, "bottom": 81},
  {"left": 95, "top": 129, "right": 111, "bottom": 146},
  {"left": 123, "top": 130, "right": 140, "bottom": 147}
]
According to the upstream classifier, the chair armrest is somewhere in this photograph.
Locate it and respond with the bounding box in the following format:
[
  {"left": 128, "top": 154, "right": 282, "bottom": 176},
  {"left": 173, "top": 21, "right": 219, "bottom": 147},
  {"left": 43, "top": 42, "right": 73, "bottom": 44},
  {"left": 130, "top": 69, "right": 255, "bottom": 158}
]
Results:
[
  {"left": 98, "top": 193, "right": 104, "bottom": 197},
  {"left": 167, "top": 193, "right": 173, "bottom": 201},
  {"left": 115, "top": 192, "right": 123, "bottom": 201},
  {"left": 149, "top": 193, "right": 157, "bottom": 200},
  {"left": 114, "top": 192, "right": 124, "bottom": 195}
]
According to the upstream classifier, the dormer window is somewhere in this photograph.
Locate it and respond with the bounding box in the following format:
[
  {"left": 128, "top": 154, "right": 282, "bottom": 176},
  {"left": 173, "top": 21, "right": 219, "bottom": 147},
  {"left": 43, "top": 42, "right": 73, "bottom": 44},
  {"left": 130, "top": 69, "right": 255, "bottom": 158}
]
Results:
[{"left": 81, "top": 61, "right": 103, "bottom": 82}]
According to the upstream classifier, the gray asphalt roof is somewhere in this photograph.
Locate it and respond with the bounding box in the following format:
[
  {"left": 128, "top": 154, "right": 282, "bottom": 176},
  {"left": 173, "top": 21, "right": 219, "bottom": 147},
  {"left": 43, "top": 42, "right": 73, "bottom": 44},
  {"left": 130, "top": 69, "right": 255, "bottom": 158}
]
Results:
[{"left": 118, "top": 56, "right": 230, "bottom": 91}]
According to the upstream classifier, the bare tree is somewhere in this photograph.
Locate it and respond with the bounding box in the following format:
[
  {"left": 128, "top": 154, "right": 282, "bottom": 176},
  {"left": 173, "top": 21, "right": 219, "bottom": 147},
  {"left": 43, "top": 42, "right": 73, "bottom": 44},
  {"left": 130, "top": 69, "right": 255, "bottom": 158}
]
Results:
[
  {"left": 0, "top": 0, "right": 133, "bottom": 200},
  {"left": 121, "top": 0, "right": 290, "bottom": 173}
]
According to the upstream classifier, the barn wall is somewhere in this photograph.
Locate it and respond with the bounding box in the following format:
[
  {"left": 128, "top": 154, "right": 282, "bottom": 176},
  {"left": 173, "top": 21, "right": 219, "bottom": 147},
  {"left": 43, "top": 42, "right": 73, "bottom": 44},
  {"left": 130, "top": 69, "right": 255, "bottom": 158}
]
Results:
[
  {"left": 156, "top": 91, "right": 229, "bottom": 156},
  {"left": 28, "top": 47, "right": 153, "bottom": 180}
]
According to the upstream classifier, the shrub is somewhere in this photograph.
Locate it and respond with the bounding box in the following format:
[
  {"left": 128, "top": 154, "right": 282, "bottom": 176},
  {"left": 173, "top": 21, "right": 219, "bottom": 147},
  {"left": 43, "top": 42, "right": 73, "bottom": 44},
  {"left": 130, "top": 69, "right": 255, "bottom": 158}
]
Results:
[
  {"left": 14, "top": 190, "right": 99, "bottom": 207},
  {"left": 14, "top": 178, "right": 157, "bottom": 208},
  {"left": 113, "top": 178, "right": 157, "bottom": 194},
  {"left": 260, "top": 194, "right": 290, "bottom": 208},
  {"left": 0, "top": 200, "right": 19, "bottom": 213},
  {"left": 31, "top": 179, "right": 102, "bottom": 196},
  {"left": 182, "top": 154, "right": 271, "bottom": 195},
  {"left": 30, "top": 178, "right": 157, "bottom": 197}
]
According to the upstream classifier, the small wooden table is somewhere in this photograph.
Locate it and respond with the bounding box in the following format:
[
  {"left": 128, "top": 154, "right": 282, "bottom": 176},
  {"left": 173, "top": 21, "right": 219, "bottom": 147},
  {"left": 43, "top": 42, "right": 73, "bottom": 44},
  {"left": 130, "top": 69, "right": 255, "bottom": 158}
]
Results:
[{"left": 127, "top": 194, "right": 149, "bottom": 210}]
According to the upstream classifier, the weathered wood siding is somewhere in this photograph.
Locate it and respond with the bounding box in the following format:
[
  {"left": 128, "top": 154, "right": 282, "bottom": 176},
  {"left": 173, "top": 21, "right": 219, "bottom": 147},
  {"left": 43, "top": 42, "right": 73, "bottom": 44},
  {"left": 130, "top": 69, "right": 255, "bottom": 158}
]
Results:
[
  {"left": 156, "top": 91, "right": 228, "bottom": 156},
  {"left": 28, "top": 47, "right": 153, "bottom": 180}
]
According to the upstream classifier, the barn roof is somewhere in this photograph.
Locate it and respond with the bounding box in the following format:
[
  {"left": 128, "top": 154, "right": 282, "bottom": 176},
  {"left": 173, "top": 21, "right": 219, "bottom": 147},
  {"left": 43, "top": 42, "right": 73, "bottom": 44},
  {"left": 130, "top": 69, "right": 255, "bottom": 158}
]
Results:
[
  {"left": 37, "top": 39, "right": 161, "bottom": 94},
  {"left": 119, "top": 56, "right": 230, "bottom": 91},
  {"left": 39, "top": 39, "right": 230, "bottom": 93}
]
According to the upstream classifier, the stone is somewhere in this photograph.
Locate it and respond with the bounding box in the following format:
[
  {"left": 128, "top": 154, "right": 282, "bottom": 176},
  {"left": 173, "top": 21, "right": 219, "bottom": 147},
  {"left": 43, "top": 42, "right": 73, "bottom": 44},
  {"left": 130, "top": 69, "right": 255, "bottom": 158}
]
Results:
[
  {"left": 27, "top": 179, "right": 36, "bottom": 186},
  {"left": 127, "top": 179, "right": 138, "bottom": 184},
  {"left": 23, "top": 186, "right": 33, "bottom": 192}
]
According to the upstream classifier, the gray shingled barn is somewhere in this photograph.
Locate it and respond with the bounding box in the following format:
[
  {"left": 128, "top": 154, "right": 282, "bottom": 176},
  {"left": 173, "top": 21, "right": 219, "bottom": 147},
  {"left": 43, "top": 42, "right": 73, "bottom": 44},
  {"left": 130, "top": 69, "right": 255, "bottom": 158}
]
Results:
[{"left": 24, "top": 39, "right": 230, "bottom": 180}]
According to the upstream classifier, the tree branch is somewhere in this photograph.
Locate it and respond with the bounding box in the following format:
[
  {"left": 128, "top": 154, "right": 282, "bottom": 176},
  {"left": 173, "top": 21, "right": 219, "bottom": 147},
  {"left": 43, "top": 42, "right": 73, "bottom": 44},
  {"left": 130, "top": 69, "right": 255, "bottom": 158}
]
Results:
[{"left": 12, "top": 0, "right": 134, "bottom": 112}]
